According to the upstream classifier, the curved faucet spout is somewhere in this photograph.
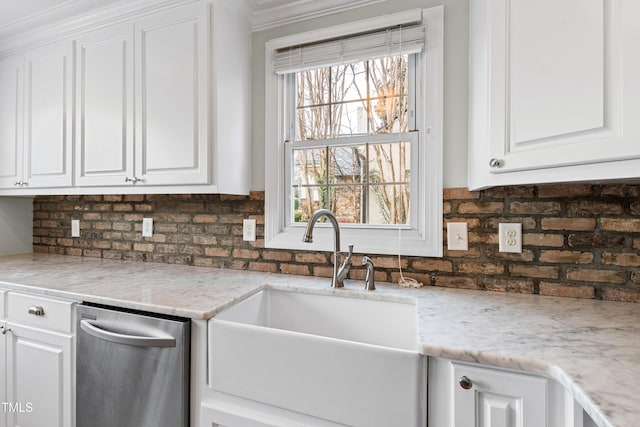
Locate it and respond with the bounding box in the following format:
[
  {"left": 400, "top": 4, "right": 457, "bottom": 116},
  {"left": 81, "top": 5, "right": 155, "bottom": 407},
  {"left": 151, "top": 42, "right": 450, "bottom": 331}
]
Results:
[{"left": 302, "top": 209, "right": 344, "bottom": 288}]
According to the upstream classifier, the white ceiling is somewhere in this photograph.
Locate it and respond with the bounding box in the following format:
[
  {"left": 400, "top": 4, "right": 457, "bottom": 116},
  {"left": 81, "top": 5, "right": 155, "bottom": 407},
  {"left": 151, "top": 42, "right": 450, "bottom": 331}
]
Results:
[{"left": 0, "top": 0, "right": 383, "bottom": 37}]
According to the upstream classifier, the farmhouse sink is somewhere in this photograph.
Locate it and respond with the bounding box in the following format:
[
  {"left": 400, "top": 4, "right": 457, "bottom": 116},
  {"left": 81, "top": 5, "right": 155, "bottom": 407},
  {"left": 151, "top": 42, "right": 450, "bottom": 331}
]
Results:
[{"left": 208, "top": 287, "right": 426, "bottom": 426}]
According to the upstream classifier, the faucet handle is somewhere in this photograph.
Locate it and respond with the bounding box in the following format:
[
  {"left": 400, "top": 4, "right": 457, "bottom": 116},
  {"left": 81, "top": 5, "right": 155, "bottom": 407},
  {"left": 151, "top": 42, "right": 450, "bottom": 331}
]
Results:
[
  {"left": 344, "top": 244, "right": 353, "bottom": 258},
  {"left": 362, "top": 256, "right": 375, "bottom": 291}
]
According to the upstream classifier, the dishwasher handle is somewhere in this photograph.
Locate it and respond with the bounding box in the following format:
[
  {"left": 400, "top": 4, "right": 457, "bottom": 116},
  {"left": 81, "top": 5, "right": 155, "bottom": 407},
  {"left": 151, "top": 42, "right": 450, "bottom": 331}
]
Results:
[{"left": 80, "top": 319, "right": 176, "bottom": 348}]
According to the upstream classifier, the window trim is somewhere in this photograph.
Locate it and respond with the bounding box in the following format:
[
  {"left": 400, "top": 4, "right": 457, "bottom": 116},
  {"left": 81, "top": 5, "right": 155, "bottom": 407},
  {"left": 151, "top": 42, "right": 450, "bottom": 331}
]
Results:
[{"left": 264, "top": 6, "right": 443, "bottom": 257}]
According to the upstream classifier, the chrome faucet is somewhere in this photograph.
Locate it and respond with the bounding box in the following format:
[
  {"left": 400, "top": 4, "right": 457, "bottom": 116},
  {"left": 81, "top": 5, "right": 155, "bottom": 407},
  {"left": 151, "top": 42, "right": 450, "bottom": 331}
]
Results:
[
  {"left": 302, "top": 209, "right": 353, "bottom": 288},
  {"left": 362, "top": 256, "right": 375, "bottom": 291}
]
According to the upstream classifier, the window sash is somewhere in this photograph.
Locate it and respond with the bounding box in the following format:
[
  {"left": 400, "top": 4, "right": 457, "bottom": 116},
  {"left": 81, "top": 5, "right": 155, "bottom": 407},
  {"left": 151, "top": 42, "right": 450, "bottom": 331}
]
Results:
[{"left": 284, "top": 131, "right": 420, "bottom": 229}]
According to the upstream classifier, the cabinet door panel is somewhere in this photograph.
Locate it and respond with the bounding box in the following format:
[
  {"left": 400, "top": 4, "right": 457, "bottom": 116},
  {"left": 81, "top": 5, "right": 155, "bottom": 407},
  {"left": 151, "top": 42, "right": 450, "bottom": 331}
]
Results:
[
  {"left": 453, "top": 362, "right": 547, "bottom": 427},
  {"left": 6, "top": 324, "right": 72, "bottom": 427},
  {"left": 135, "top": 2, "right": 209, "bottom": 185},
  {"left": 76, "top": 24, "right": 134, "bottom": 186},
  {"left": 24, "top": 42, "right": 73, "bottom": 188},
  {"left": 509, "top": 0, "right": 604, "bottom": 144},
  {"left": 0, "top": 57, "right": 23, "bottom": 189}
]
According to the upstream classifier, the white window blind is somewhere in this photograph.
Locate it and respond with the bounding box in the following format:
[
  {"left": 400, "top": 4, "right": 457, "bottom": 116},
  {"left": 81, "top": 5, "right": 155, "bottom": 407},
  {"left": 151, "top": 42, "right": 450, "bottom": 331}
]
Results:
[{"left": 273, "top": 24, "right": 425, "bottom": 74}]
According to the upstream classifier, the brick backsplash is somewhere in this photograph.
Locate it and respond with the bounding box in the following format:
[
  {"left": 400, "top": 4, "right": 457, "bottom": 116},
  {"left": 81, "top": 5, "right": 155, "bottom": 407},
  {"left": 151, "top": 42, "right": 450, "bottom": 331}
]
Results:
[{"left": 33, "top": 184, "right": 640, "bottom": 302}]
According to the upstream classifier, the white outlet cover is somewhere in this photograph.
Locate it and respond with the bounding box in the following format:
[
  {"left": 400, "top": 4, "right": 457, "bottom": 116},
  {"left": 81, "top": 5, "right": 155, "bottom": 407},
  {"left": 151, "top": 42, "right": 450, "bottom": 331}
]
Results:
[
  {"left": 499, "top": 223, "right": 522, "bottom": 253},
  {"left": 243, "top": 219, "right": 256, "bottom": 242},
  {"left": 447, "top": 222, "right": 468, "bottom": 251},
  {"left": 71, "top": 220, "right": 80, "bottom": 238},
  {"left": 142, "top": 218, "right": 153, "bottom": 237}
]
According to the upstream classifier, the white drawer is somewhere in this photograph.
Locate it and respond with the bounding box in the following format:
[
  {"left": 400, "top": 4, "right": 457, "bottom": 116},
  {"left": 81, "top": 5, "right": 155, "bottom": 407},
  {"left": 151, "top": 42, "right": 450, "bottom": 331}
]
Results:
[{"left": 7, "top": 292, "right": 76, "bottom": 334}]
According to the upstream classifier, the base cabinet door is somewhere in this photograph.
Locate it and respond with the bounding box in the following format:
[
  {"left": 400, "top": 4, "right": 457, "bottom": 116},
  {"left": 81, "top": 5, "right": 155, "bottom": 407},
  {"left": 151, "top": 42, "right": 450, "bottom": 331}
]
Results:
[
  {"left": 5, "top": 323, "right": 73, "bottom": 427},
  {"left": 452, "top": 362, "right": 547, "bottom": 427}
]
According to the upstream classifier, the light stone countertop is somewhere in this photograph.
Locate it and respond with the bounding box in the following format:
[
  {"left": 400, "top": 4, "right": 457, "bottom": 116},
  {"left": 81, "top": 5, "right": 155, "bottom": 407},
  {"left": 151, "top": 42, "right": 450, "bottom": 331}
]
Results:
[{"left": 0, "top": 253, "right": 636, "bottom": 427}]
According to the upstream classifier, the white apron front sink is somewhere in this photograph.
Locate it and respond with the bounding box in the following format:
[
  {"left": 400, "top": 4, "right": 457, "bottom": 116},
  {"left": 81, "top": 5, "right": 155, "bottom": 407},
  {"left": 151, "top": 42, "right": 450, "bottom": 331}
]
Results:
[{"left": 208, "top": 287, "right": 426, "bottom": 426}]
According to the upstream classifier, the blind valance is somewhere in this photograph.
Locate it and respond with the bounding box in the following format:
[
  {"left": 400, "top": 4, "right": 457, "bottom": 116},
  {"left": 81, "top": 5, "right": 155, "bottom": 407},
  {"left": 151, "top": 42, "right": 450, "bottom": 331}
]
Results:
[{"left": 273, "top": 24, "right": 425, "bottom": 75}]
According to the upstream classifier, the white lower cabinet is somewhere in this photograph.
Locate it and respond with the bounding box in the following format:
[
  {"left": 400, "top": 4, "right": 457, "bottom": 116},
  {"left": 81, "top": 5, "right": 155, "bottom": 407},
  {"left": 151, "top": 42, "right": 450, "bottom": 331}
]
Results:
[
  {"left": 428, "top": 357, "right": 595, "bottom": 427},
  {"left": 0, "top": 292, "right": 75, "bottom": 427}
]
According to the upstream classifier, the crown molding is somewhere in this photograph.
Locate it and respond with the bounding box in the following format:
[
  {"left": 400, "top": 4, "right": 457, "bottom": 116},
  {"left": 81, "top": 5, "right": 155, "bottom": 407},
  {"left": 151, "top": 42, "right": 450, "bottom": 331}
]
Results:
[
  {"left": 0, "top": 0, "right": 198, "bottom": 56},
  {"left": 251, "top": 0, "right": 387, "bottom": 32}
]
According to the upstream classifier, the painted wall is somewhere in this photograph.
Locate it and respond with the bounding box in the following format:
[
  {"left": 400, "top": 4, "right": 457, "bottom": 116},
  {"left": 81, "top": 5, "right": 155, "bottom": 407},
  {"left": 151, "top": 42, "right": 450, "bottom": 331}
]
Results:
[
  {"left": 0, "top": 197, "right": 33, "bottom": 255},
  {"left": 250, "top": 0, "right": 469, "bottom": 190}
]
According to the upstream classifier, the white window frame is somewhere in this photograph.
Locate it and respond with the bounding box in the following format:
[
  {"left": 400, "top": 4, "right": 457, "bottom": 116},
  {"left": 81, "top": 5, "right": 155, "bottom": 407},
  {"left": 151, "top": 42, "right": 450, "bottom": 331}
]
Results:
[{"left": 264, "top": 6, "right": 443, "bottom": 257}]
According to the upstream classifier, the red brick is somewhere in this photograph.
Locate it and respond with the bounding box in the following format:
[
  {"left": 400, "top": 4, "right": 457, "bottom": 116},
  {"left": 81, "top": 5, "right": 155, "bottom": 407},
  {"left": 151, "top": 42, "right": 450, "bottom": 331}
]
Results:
[
  {"left": 539, "top": 250, "right": 593, "bottom": 264},
  {"left": 602, "top": 252, "right": 640, "bottom": 267},
  {"left": 523, "top": 233, "right": 564, "bottom": 247},
  {"left": 262, "top": 250, "right": 293, "bottom": 262},
  {"left": 443, "top": 188, "right": 479, "bottom": 200},
  {"left": 249, "top": 262, "right": 278, "bottom": 273},
  {"left": 458, "top": 262, "right": 504, "bottom": 275},
  {"left": 411, "top": 259, "right": 453, "bottom": 272},
  {"left": 509, "top": 201, "right": 561, "bottom": 215},
  {"left": 482, "top": 278, "right": 534, "bottom": 294},
  {"left": 601, "top": 287, "right": 640, "bottom": 303},
  {"left": 280, "top": 264, "right": 310, "bottom": 276},
  {"left": 295, "top": 252, "right": 329, "bottom": 264},
  {"left": 539, "top": 282, "right": 595, "bottom": 299},
  {"left": 541, "top": 218, "right": 596, "bottom": 231},
  {"left": 434, "top": 276, "right": 478, "bottom": 289},
  {"left": 600, "top": 218, "right": 640, "bottom": 233},
  {"left": 566, "top": 268, "right": 625, "bottom": 284},
  {"left": 232, "top": 249, "right": 260, "bottom": 259},
  {"left": 538, "top": 184, "right": 593, "bottom": 198},
  {"left": 457, "top": 202, "right": 504, "bottom": 214},
  {"left": 509, "top": 265, "right": 559, "bottom": 279}
]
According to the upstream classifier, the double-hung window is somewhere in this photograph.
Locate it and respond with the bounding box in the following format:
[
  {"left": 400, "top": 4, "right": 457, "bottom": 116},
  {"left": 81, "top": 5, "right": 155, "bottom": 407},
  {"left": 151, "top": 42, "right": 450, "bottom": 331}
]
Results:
[{"left": 264, "top": 7, "right": 443, "bottom": 257}]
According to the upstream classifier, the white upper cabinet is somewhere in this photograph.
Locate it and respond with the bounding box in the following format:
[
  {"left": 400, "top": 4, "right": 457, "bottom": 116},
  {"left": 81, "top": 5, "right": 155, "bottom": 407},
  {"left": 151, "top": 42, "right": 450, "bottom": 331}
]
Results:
[
  {"left": 0, "top": 0, "right": 251, "bottom": 195},
  {"left": 24, "top": 41, "right": 74, "bottom": 188},
  {"left": 0, "top": 41, "right": 73, "bottom": 190},
  {"left": 134, "top": 3, "right": 209, "bottom": 186},
  {"left": 468, "top": 0, "right": 640, "bottom": 189},
  {"left": 76, "top": 23, "right": 134, "bottom": 187},
  {"left": 76, "top": 4, "right": 209, "bottom": 188},
  {"left": 0, "top": 56, "right": 23, "bottom": 189}
]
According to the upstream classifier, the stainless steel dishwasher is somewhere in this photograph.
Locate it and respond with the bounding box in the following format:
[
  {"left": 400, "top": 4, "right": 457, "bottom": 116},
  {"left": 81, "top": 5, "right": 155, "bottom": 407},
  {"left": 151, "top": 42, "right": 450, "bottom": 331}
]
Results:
[{"left": 76, "top": 303, "right": 190, "bottom": 427}]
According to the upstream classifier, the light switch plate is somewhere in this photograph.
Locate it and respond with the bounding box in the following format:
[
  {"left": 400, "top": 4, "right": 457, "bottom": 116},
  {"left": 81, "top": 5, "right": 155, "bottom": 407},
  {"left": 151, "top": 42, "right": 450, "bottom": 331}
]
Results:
[
  {"left": 447, "top": 222, "right": 468, "bottom": 251},
  {"left": 243, "top": 219, "right": 256, "bottom": 242},
  {"left": 71, "top": 220, "right": 80, "bottom": 238},
  {"left": 499, "top": 223, "right": 522, "bottom": 253},
  {"left": 142, "top": 218, "right": 153, "bottom": 237}
]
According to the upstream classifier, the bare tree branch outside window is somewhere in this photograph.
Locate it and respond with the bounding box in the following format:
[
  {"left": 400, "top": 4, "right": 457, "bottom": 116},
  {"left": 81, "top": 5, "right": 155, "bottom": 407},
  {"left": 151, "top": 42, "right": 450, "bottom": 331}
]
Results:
[{"left": 292, "top": 55, "right": 411, "bottom": 225}]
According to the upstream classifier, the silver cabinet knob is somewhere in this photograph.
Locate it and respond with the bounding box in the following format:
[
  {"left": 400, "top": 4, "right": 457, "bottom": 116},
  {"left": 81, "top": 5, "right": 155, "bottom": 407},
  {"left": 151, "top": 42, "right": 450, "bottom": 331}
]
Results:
[
  {"left": 1, "top": 326, "right": 10, "bottom": 335},
  {"left": 489, "top": 158, "right": 504, "bottom": 168},
  {"left": 125, "top": 177, "right": 142, "bottom": 184},
  {"left": 459, "top": 375, "right": 473, "bottom": 390},
  {"left": 28, "top": 305, "right": 45, "bottom": 316}
]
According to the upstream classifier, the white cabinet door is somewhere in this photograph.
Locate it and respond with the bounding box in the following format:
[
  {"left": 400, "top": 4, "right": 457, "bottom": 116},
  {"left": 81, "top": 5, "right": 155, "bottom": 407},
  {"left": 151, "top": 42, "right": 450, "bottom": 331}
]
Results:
[
  {"left": 469, "top": 0, "right": 640, "bottom": 188},
  {"left": 134, "top": 2, "right": 210, "bottom": 186},
  {"left": 23, "top": 41, "right": 74, "bottom": 188},
  {"left": 76, "top": 23, "right": 134, "bottom": 186},
  {"left": 5, "top": 323, "right": 72, "bottom": 427},
  {"left": 0, "top": 56, "right": 24, "bottom": 189},
  {"left": 453, "top": 363, "right": 547, "bottom": 427}
]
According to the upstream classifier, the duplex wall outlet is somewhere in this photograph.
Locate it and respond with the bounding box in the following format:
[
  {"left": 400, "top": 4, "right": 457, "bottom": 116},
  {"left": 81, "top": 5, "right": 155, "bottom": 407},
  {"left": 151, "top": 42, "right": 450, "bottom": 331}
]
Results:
[
  {"left": 243, "top": 219, "right": 256, "bottom": 242},
  {"left": 71, "top": 220, "right": 80, "bottom": 238},
  {"left": 142, "top": 218, "right": 153, "bottom": 237},
  {"left": 499, "top": 223, "right": 522, "bottom": 253},
  {"left": 447, "top": 222, "right": 468, "bottom": 251}
]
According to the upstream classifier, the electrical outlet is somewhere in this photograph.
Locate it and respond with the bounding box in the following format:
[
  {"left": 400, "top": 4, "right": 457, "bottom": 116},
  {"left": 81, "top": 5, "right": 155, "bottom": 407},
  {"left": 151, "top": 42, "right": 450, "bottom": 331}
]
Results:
[
  {"left": 243, "top": 219, "right": 256, "bottom": 242},
  {"left": 71, "top": 220, "right": 80, "bottom": 238},
  {"left": 142, "top": 218, "right": 153, "bottom": 237},
  {"left": 447, "top": 222, "right": 468, "bottom": 251},
  {"left": 499, "top": 223, "right": 522, "bottom": 253}
]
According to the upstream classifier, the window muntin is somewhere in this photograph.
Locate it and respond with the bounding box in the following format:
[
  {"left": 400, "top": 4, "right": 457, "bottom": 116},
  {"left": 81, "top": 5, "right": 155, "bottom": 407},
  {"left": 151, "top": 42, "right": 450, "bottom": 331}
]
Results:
[{"left": 288, "top": 54, "right": 416, "bottom": 226}]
